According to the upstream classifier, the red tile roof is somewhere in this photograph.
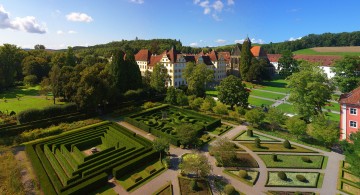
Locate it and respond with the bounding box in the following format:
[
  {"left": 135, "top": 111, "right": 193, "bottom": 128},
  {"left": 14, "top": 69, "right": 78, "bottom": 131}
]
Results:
[
  {"left": 219, "top": 51, "right": 230, "bottom": 63},
  {"left": 148, "top": 54, "right": 162, "bottom": 67},
  {"left": 135, "top": 49, "right": 151, "bottom": 61},
  {"left": 208, "top": 50, "right": 218, "bottom": 61},
  {"left": 339, "top": 86, "right": 360, "bottom": 105},
  {"left": 266, "top": 54, "right": 341, "bottom": 66}
]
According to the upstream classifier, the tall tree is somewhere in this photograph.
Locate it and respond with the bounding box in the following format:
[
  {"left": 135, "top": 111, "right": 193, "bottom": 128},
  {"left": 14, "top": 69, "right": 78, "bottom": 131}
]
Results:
[
  {"left": 266, "top": 108, "right": 286, "bottom": 131},
  {"left": 342, "top": 131, "right": 360, "bottom": 178},
  {"left": 209, "top": 137, "right": 237, "bottom": 166},
  {"left": 245, "top": 108, "right": 265, "bottom": 127},
  {"left": 0, "top": 44, "right": 23, "bottom": 90},
  {"left": 165, "top": 86, "right": 177, "bottom": 105},
  {"left": 278, "top": 50, "right": 299, "bottom": 78},
  {"left": 176, "top": 123, "right": 198, "bottom": 146},
  {"left": 286, "top": 116, "right": 307, "bottom": 139},
  {"left": 34, "top": 44, "right": 45, "bottom": 50},
  {"left": 183, "top": 62, "right": 214, "bottom": 97},
  {"left": 179, "top": 152, "right": 212, "bottom": 178},
  {"left": 332, "top": 56, "right": 360, "bottom": 93},
  {"left": 21, "top": 56, "right": 50, "bottom": 81},
  {"left": 65, "top": 47, "right": 76, "bottom": 67},
  {"left": 287, "top": 61, "right": 334, "bottom": 121},
  {"left": 150, "top": 63, "right": 169, "bottom": 93},
  {"left": 309, "top": 115, "right": 339, "bottom": 147},
  {"left": 240, "top": 38, "right": 252, "bottom": 81},
  {"left": 124, "top": 51, "right": 142, "bottom": 90},
  {"left": 217, "top": 75, "right": 249, "bottom": 110},
  {"left": 109, "top": 50, "right": 127, "bottom": 96},
  {"left": 153, "top": 138, "right": 170, "bottom": 162},
  {"left": 49, "top": 65, "right": 61, "bottom": 104}
]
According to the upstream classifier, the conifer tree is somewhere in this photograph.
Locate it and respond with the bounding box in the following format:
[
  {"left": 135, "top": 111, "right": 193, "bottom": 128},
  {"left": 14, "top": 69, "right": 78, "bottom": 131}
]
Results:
[{"left": 240, "top": 37, "right": 252, "bottom": 81}]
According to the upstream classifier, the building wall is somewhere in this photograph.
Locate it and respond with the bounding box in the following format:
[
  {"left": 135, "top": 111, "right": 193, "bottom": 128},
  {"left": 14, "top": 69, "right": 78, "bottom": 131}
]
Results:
[{"left": 340, "top": 104, "right": 360, "bottom": 140}]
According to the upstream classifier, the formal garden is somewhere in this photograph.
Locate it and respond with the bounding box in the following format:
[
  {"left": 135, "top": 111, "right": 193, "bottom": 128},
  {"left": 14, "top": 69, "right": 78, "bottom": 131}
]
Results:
[
  {"left": 25, "top": 121, "right": 160, "bottom": 194},
  {"left": 337, "top": 161, "right": 360, "bottom": 195},
  {"left": 265, "top": 171, "right": 321, "bottom": 188}
]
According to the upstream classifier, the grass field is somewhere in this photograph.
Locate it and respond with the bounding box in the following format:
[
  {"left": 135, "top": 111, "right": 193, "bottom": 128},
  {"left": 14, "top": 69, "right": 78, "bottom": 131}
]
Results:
[
  {"left": 275, "top": 103, "right": 295, "bottom": 114},
  {"left": 233, "top": 131, "right": 280, "bottom": 142},
  {"left": 266, "top": 172, "right": 320, "bottom": 187},
  {"left": 294, "top": 47, "right": 360, "bottom": 56},
  {"left": 241, "top": 143, "right": 317, "bottom": 153},
  {"left": 256, "top": 79, "right": 289, "bottom": 94},
  {"left": 250, "top": 90, "right": 286, "bottom": 100},
  {"left": 325, "top": 102, "right": 340, "bottom": 112},
  {"left": 224, "top": 169, "right": 259, "bottom": 186},
  {"left": 258, "top": 154, "right": 325, "bottom": 169},
  {"left": 325, "top": 112, "right": 340, "bottom": 122},
  {"left": 0, "top": 86, "right": 64, "bottom": 113},
  {"left": 248, "top": 97, "right": 275, "bottom": 107}
]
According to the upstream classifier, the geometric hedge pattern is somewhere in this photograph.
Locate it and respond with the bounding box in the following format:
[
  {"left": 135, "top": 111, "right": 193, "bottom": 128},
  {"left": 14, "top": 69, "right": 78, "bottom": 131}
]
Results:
[{"left": 26, "top": 121, "right": 157, "bottom": 195}]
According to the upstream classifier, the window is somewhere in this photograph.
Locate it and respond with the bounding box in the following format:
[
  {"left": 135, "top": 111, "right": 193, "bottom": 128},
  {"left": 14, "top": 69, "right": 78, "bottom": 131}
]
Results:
[
  {"left": 350, "top": 121, "right": 357, "bottom": 128},
  {"left": 350, "top": 108, "right": 357, "bottom": 115}
]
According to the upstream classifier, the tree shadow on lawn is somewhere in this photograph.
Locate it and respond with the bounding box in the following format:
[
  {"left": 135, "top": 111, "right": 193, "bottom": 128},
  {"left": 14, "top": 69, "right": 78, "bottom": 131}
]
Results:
[{"left": 1, "top": 88, "right": 39, "bottom": 99}]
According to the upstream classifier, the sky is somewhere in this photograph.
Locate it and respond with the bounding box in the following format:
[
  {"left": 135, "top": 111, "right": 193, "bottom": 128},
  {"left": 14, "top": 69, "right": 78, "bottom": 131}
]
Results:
[{"left": 0, "top": 0, "right": 360, "bottom": 49}]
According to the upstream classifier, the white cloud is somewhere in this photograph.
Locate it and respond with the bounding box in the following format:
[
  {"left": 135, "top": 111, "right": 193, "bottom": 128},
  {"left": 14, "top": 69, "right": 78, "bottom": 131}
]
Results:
[
  {"left": 66, "top": 12, "right": 93, "bottom": 22},
  {"left": 0, "top": 5, "right": 47, "bottom": 34},
  {"left": 57, "top": 30, "right": 64, "bottom": 34},
  {"left": 227, "top": 0, "right": 235, "bottom": 5},
  {"left": 193, "top": 0, "right": 201, "bottom": 4},
  {"left": 204, "top": 7, "right": 211, "bottom": 14},
  {"left": 213, "top": 0, "right": 224, "bottom": 12},
  {"left": 199, "top": 1, "right": 210, "bottom": 7},
  {"left": 215, "top": 39, "right": 226, "bottom": 44},
  {"left": 212, "top": 14, "right": 222, "bottom": 21},
  {"left": 289, "top": 36, "right": 302, "bottom": 41},
  {"left": 130, "top": 0, "right": 144, "bottom": 4},
  {"left": 234, "top": 38, "right": 265, "bottom": 44},
  {"left": 68, "top": 30, "right": 77, "bottom": 34},
  {"left": 189, "top": 42, "right": 199, "bottom": 47}
]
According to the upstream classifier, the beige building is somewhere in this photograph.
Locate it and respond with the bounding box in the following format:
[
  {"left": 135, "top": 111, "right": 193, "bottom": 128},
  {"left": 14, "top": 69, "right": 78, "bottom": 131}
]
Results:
[{"left": 135, "top": 47, "right": 227, "bottom": 87}]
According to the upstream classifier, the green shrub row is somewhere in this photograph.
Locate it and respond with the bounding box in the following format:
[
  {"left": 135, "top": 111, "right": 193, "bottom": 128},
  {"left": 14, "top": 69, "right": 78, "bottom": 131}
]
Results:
[
  {"left": 61, "top": 144, "right": 79, "bottom": 169},
  {"left": 74, "top": 147, "right": 138, "bottom": 175},
  {"left": 44, "top": 144, "right": 69, "bottom": 186},
  {"left": 81, "top": 147, "right": 149, "bottom": 177},
  {"left": 126, "top": 166, "right": 166, "bottom": 192},
  {"left": 151, "top": 128, "right": 180, "bottom": 146},
  {"left": 102, "top": 133, "right": 121, "bottom": 148},
  {"left": 25, "top": 144, "right": 57, "bottom": 195},
  {"left": 113, "top": 149, "right": 158, "bottom": 178},
  {"left": 49, "top": 127, "right": 107, "bottom": 146},
  {"left": 36, "top": 144, "right": 63, "bottom": 193},
  {"left": 61, "top": 172, "right": 108, "bottom": 195},
  {"left": 17, "top": 103, "right": 77, "bottom": 124},
  {"left": 78, "top": 146, "right": 128, "bottom": 169},
  {"left": 54, "top": 149, "right": 74, "bottom": 176},
  {"left": 71, "top": 146, "right": 85, "bottom": 164},
  {"left": 72, "top": 136, "right": 102, "bottom": 151},
  {"left": 127, "top": 104, "right": 169, "bottom": 118},
  {"left": 125, "top": 117, "right": 151, "bottom": 132},
  {"left": 108, "top": 123, "right": 152, "bottom": 147},
  {"left": 83, "top": 146, "right": 115, "bottom": 161}
]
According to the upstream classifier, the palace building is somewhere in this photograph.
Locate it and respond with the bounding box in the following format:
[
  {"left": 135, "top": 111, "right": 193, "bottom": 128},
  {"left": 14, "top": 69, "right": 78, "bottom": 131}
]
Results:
[{"left": 339, "top": 86, "right": 360, "bottom": 140}]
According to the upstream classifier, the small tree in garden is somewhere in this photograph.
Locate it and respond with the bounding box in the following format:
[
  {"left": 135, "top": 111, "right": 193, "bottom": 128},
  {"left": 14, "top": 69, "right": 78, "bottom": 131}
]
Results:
[
  {"left": 213, "top": 102, "right": 228, "bottom": 115},
  {"left": 266, "top": 108, "right": 286, "bottom": 131},
  {"left": 224, "top": 184, "right": 236, "bottom": 195},
  {"left": 301, "top": 156, "right": 312, "bottom": 163},
  {"left": 176, "top": 124, "right": 198, "bottom": 147},
  {"left": 210, "top": 137, "right": 237, "bottom": 166},
  {"left": 255, "top": 138, "right": 261, "bottom": 148},
  {"left": 247, "top": 129, "right": 254, "bottom": 137},
  {"left": 272, "top": 153, "right": 278, "bottom": 162},
  {"left": 179, "top": 152, "right": 212, "bottom": 178},
  {"left": 278, "top": 171, "right": 287, "bottom": 180},
  {"left": 283, "top": 139, "right": 291, "bottom": 149},
  {"left": 238, "top": 170, "right": 248, "bottom": 178},
  {"left": 190, "top": 180, "right": 199, "bottom": 191},
  {"left": 245, "top": 108, "right": 265, "bottom": 127},
  {"left": 201, "top": 97, "right": 216, "bottom": 113},
  {"left": 286, "top": 116, "right": 307, "bottom": 139},
  {"left": 153, "top": 137, "right": 170, "bottom": 162}
]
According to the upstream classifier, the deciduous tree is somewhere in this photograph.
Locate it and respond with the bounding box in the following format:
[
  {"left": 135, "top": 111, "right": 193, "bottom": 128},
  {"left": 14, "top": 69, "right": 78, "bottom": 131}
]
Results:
[
  {"left": 286, "top": 116, "right": 307, "bottom": 139},
  {"left": 150, "top": 63, "right": 168, "bottom": 93},
  {"left": 332, "top": 56, "right": 360, "bottom": 93},
  {"left": 176, "top": 123, "right": 198, "bottom": 146},
  {"left": 278, "top": 50, "right": 298, "bottom": 77},
  {"left": 179, "top": 152, "right": 212, "bottom": 178},
  {"left": 309, "top": 115, "right": 339, "bottom": 147},
  {"left": 153, "top": 137, "right": 170, "bottom": 162},
  {"left": 217, "top": 75, "right": 249, "bottom": 110},
  {"left": 209, "top": 137, "right": 237, "bottom": 166},
  {"left": 245, "top": 108, "right": 265, "bottom": 127},
  {"left": 183, "top": 62, "right": 214, "bottom": 97},
  {"left": 266, "top": 108, "right": 286, "bottom": 131}
]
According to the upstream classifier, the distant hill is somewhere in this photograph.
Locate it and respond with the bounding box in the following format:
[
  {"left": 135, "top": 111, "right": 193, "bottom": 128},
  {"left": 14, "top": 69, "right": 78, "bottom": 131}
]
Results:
[
  {"left": 262, "top": 31, "right": 360, "bottom": 54},
  {"left": 294, "top": 46, "right": 360, "bottom": 56}
]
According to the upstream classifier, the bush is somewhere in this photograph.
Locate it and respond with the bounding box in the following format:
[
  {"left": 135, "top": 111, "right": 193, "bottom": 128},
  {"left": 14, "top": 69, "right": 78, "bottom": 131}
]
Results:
[
  {"left": 190, "top": 180, "right": 199, "bottom": 191},
  {"left": 235, "top": 106, "right": 246, "bottom": 115},
  {"left": 247, "top": 129, "right": 253, "bottom": 137},
  {"left": 277, "top": 171, "right": 287, "bottom": 180},
  {"left": 272, "top": 153, "right": 278, "bottom": 162},
  {"left": 213, "top": 102, "right": 228, "bottom": 115},
  {"left": 24, "top": 75, "right": 38, "bottom": 86},
  {"left": 143, "top": 102, "right": 157, "bottom": 109},
  {"left": 301, "top": 156, "right": 312, "bottom": 163},
  {"left": 296, "top": 174, "right": 307, "bottom": 182},
  {"left": 255, "top": 138, "right": 261, "bottom": 148},
  {"left": 238, "top": 170, "right": 248, "bottom": 178},
  {"left": 283, "top": 139, "right": 291, "bottom": 149},
  {"left": 224, "top": 184, "right": 235, "bottom": 195}
]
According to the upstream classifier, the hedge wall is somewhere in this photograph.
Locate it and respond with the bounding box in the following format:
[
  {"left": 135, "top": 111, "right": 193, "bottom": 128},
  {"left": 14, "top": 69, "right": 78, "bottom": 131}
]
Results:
[
  {"left": 44, "top": 145, "right": 68, "bottom": 186},
  {"left": 54, "top": 149, "right": 74, "bottom": 176},
  {"left": 62, "top": 172, "right": 108, "bottom": 195}
]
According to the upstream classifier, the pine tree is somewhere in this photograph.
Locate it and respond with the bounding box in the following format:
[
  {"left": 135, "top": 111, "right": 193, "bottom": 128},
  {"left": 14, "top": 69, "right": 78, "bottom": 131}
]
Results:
[
  {"left": 124, "top": 51, "right": 142, "bottom": 90},
  {"left": 109, "top": 50, "right": 127, "bottom": 96},
  {"left": 240, "top": 37, "right": 252, "bottom": 81}
]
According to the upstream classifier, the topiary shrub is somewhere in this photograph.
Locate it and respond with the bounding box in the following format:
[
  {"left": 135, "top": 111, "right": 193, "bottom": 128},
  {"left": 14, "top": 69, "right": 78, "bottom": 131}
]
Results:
[
  {"left": 301, "top": 156, "right": 312, "bottom": 163},
  {"left": 296, "top": 174, "right": 307, "bottom": 182},
  {"left": 272, "top": 153, "right": 278, "bottom": 162},
  {"left": 224, "top": 184, "right": 235, "bottom": 195},
  {"left": 238, "top": 170, "right": 248, "bottom": 179},
  {"left": 247, "top": 129, "right": 253, "bottom": 137},
  {"left": 255, "top": 138, "right": 261, "bottom": 148},
  {"left": 190, "top": 180, "right": 199, "bottom": 191},
  {"left": 277, "top": 171, "right": 287, "bottom": 181},
  {"left": 283, "top": 139, "right": 291, "bottom": 149},
  {"left": 180, "top": 145, "right": 185, "bottom": 149}
]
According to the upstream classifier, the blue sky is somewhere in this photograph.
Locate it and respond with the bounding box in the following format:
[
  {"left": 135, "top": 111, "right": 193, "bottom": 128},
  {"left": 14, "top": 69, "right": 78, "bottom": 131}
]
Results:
[{"left": 0, "top": 0, "right": 359, "bottom": 49}]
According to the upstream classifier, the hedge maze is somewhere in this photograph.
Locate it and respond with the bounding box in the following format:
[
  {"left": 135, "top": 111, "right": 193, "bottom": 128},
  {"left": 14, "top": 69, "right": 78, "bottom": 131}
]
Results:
[
  {"left": 26, "top": 121, "right": 157, "bottom": 195},
  {"left": 125, "top": 105, "right": 221, "bottom": 145}
]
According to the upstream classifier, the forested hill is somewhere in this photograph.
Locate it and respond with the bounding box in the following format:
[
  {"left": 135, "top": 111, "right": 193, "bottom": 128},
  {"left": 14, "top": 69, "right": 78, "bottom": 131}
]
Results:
[
  {"left": 262, "top": 31, "right": 360, "bottom": 54},
  {"left": 72, "top": 38, "right": 207, "bottom": 58}
]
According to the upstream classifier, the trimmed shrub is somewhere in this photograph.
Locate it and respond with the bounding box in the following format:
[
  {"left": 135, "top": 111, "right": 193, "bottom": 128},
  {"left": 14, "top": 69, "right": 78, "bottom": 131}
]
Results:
[
  {"left": 277, "top": 171, "right": 287, "bottom": 180},
  {"left": 238, "top": 170, "right": 248, "bottom": 179},
  {"left": 301, "top": 156, "right": 312, "bottom": 163},
  {"left": 296, "top": 174, "right": 307, "bottom": 182},
  {"left": 255, "top": 138, "right": 261, "bottom": 148},
  {"left": 131, "top": 173, "right": 143, "bottom": 183},
  {"left": 146, "top": 165, "right": 156, "bottom": 174},
  {"left": 224, "top": 184, "right": 236, "bottom": 195},
  {"left": 190, "top": 180, "right": 199, "bottom": 191},
  {"left": 272, "top": 153, "right": 278, "bottom": 162},
  {"left": 283, "top": 139, "right": 291, "bottom": 149},
  {"left": 247, "top": 129, "right": 253, "bottom": 137}
]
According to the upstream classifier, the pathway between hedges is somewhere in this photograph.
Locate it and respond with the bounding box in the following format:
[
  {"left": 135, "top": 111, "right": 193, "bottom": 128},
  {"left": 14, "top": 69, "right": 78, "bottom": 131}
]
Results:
[{"left": 107, "top": 117, "right": 345, "bottom": 195}]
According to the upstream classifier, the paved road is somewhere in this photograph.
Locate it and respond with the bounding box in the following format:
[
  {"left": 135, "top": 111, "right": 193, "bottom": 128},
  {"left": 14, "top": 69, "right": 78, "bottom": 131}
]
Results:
[{"left": 105, "top": 116, "right": 345, "bottom": 195}]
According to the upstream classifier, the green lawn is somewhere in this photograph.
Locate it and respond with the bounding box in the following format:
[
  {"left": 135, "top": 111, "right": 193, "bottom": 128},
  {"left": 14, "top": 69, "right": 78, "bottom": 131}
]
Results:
[
  {"left": 0, "top": 85, "right": 64, "bottom": 113},
  {"left": 325, "top": 112, "right": 340, "bottom": 122},
  {"left": 233, "top": 131, "right": 280, "bottom": 142},
  {"left": 266, "top": 171, "right": 320, "bottom": 187},
  {"left": 325, "top": 102, "right": 340, "bottom": 112},
  {"left": 255, "top": 79, "right": 289, "bottom": 94},
  {"left": 294, "top": 48, "right": 360, "bottom": 56},
  {"left": 241, "top": 143, "right": 317, "bottom": 153},
  {"left": 205, "top": 90, "right": 218, "bottom": 97},
  {"left": 276, "top": 103, "right": 295, "bottom": 114},
  {"left": 89, "top": 184, "right": 117, "bottom": 195},
  {"left": 248, "top": 97, "right": 275, "bottom": 107},
  {"left": 258, "top": 154, "right": 325, "bottom": 169},
  {"left": 207, "top": 124, "right": 233, "bottom": 135},
  {"left": 224, "top": 169, "right": 259, "bottom": 186},
  {"left": 250, "top": 90, "right": 286, "bottom": 100}
]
